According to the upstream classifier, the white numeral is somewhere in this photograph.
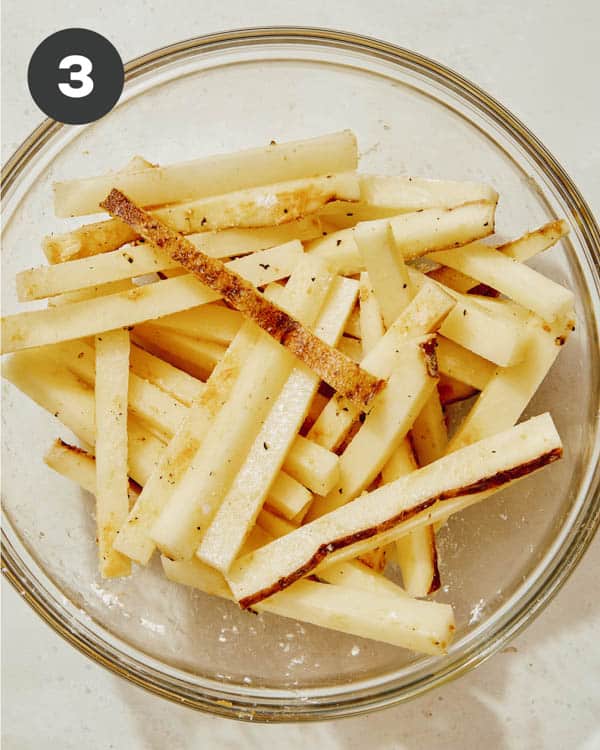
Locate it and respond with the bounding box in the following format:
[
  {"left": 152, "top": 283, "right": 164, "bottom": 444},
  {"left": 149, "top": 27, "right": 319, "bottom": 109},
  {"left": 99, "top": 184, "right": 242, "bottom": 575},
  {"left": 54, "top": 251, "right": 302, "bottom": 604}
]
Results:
[{"left": 58, "top": 55, "right": 94, "bottom": 98}]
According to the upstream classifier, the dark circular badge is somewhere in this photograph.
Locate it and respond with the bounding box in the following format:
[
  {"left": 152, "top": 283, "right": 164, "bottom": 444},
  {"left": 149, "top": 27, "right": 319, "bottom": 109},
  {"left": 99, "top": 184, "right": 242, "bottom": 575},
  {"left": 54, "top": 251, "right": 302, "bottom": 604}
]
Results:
[{"left": 28, "top": 28, "right": 124, "bottom": 125}]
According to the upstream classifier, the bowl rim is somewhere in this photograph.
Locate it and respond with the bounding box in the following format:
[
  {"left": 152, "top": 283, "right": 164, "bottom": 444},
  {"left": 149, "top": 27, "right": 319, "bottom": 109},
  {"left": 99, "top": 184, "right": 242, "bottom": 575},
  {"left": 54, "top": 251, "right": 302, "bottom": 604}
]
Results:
[{"left": 2, "top": 25, "right": 600, "bottom": 722}]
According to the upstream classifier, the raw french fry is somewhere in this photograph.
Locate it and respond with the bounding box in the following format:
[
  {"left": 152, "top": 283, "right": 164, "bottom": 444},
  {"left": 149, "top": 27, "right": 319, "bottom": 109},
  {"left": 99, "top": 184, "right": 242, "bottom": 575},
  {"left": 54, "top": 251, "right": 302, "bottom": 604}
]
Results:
[
  {"left": 447, "top": 320, "right": 565, "bottom": 452},
  {"left": 163, "top": 557, "right": 455, "bottom": 655},
  {"left": 401, "top": 394, "right": 446, "bottom": 596},
  {"left": 2, "top": 241, "right": 304, "bottom": 354},
  {"left": 391, "top": 202, "right": 496, "bottom": 259},
  {"left": 359, "top": 174, "right": 498, "bottom": 211},
  {"left": 257, "top": 508, "right": 298, "bottom": 538},
  {"left": 358, "top": 273, "right": 385, "bottom": 355},
  {"left": 304, "top": 391, "right": 330, "bottom": 432},
  {"left": 102, "top": 190, "right": 383, "bottom": 409},
  {"left": 435, "top": 337, "right": 495, "bottom": 391},
  {"left": 44, "top": 439, "right": 141, "bottom": 504},
  {"left": 226, "top": 414, "right": 562, "bottom": 607},
  {"left": 306, "top": 202, "right": 496, "bottom": 275},
  {"left": 129, "top": 344, "right": 205, "bottom": 406},
  {"left": 48, "top": 279, "right": 134, "bottom": 305},
  {"left": 266, "top": 472, "right": 313, "bottom": 521},
  {"left": 283, "top": 436, "right": 341, "bottom": 496},
  {"left": 149, "top": 259, "right": 334, "bottom": 561},
  {"left": 188, "top": 217, "right": 325, "bottom": 258},
  {"left": 94, "top": 330, "right": 131, "bottom": 578},
  {"left": 308, "top": 283, "right": 454, "bottom": 451},
  {"left": 337, "top": 335, "right": 363, "bottom": 362},
  {"left": 409, "top": 272, "right": 529, "bottom": 367},
  {"left": 306, "top": 227, "right": 363, "bottom": 275},
  {"left": 48, "top": 339, "right": 188, "bottom": 442},
  {"left": 428, "top": 243, "right": 574, "bottom": 324},
  {"left": 114, "top": 323, "right": 261, "bottom": 564},
  {"left": 411, "top": 390, "right": 448, "bottom": 467},
  {"left": 355, "top": 222, "right": 412, "bottom": 326},
  {"left": 45, "top": 215, "right": 324, "bottom": 265},
  {"left": 148, "top": 306, "right": 242, "bottom": 346},
  {"left": 306, "top": 336, "right": 439, "bottom": 520},
  {"left": 21, "top": 238, "right": 304, "bottom": 302},
  {"left": 498, "top": 219, "right": 569, "bottom": 261},
  {"left": 43, "top": 221, "right": 138, "bottom": 264},
  {"left": 438, "top": 374, "right": 478, "bottom": 405},
  {"left": 133, "top": 325, "right": 225, "bottom": 381},
  {"left": 51, "top": 173, "right": 359, "bottom": 260},
  {"left": 44, "top": 437, "right": 452, "bottom": 655},
  {"left": 54, "top": 130, "right": 358, "bottom": 217},
  {"left": 2, "top": 349, "right": 164, "bottom": 487},
  {"left": 198, "top": 277, "right": 356, "bottom": 572}
]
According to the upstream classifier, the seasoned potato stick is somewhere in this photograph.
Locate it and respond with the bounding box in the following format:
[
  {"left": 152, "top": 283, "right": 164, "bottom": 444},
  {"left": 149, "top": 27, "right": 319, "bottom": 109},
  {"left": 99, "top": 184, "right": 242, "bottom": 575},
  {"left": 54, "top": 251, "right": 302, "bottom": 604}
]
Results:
[
  {"left": 101, "top": 189, "right": 383, "bottom": 409},
  {"left": 227, "top": 414, "right": 562, "bottom": 607}
]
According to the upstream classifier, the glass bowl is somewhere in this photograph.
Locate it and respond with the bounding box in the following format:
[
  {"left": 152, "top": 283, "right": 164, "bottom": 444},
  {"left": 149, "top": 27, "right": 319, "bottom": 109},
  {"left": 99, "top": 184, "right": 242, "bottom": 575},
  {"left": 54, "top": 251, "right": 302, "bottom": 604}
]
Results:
[{"left": 2, "top": 27, "right": 599, "bottom": 722}]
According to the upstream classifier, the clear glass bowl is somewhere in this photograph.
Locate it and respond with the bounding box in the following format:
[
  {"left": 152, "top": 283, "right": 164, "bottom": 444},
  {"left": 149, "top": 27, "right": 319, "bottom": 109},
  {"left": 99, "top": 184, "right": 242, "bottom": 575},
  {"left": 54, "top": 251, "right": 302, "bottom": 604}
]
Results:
[{"left": 2, "top": 28, "right": 599, "bottom": 722}]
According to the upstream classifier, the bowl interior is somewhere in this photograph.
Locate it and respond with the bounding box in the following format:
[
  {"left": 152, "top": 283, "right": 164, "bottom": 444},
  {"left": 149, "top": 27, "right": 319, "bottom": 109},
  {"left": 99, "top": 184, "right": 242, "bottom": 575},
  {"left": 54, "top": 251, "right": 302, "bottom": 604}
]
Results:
[{"left": 2, "top": 32, "right": 599, "bottom": 716}]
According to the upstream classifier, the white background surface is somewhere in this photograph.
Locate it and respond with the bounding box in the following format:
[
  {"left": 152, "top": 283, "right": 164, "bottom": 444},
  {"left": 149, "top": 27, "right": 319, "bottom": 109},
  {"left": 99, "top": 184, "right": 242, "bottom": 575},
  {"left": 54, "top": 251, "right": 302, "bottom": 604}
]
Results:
[{"left": 2, "top": 1, "right": 599, "bottom": 748}]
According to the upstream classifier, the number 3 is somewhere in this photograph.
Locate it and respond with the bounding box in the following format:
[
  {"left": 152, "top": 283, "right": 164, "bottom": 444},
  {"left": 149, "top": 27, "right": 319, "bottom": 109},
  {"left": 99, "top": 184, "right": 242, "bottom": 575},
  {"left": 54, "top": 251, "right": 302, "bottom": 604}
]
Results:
[{"left": 58, "top": 55, "right": 94, "bottom": 98}]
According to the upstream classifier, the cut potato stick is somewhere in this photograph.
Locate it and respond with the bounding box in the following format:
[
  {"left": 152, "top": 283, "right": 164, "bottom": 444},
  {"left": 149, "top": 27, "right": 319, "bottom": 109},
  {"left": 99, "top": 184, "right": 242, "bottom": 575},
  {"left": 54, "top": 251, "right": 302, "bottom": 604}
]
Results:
[
  {"left": 44, "top": 439, "right": 141, "bottom": 504},
  {"left": 102, "top": 189, "right": 383, "bottom": 409},
  {"left": 308, "top": 283, "right": 454, "bottom": 451},
  {"left": 359, "top": 174, "right": 498, "bottom": 211},
  {"left": 114, "top": 323, "right": 260, "bottom": 563},
  {"left": 403, "top": 394, "right": 445, "bottom": 595},
  {"left": 54, "top": 130, "right": 358, "bottom": 217},
  {"left": 279, "top": 435, "right": 340, "bottom": 497},
  {"left": 428, "top": 243, "right": 574, "bottom": 323},
  {"left": 94, "top": 330, "right": 132, "bottom": 578},
  {"left": 498, "top": 219, "right": 569, "bottom": 261},
  {"left": 337, "top": 335, "right": 363, "bottom": 362},
  {"left": 48, "top": 441, "right": 452, "bottom": 655},
  {"left": 198, "top": 277, "right": 356, "bottom": 572},
  {"left": 306, "top": 228, "right": 364, "bottom": 275},
  {"left": 307, "top": 337, "right": 439, "bottom": 520},
  {"left": 306, "top": 202, "right": 496, "bottom": 276},
  {"left": 257, "top": 508, "right": 298, "bottom": 538},
  {"left": 391, "top": 202, "right": 496, "bottom": 259},
  {"left": 21, "top": 238, "right": 304, "bottom": 302},
  {"left": 129, "top": 344, "right": 204, "bottom": 406},
  {"left": 45, "top": 215, "right": 323, "bottom": 265},
  {"left": 51, "top": 173, "right": 358, "bottom": 260},
  {"left": 355, "top": 222, "right": 412, "bottom": 326},
  {"left": 43, "top": 220, "right": 138, "bottom": 264},
  {"left": 148, "top": 305, "right": 242, "bottom": 346},
  {"left": 411, "top": 390, "right": 448, "bottom": 467},
  {"left": 408, "top": 272, "right": 529, "bottom": 367},
  {"left": 435, "top": 336, "right": 495, "bottom": 391},
  {"left": 2, "top": 349, "right": 164, "bottom": 487},
  {"left": 149, "top": 259, "right": 334, "bottom": 560},
  {"left": 226, "top": 413, "right": 562, "bottom": 607},
  {"left": 133, "top": 325, "right": 225, "bottom": 381},
  {"left": 447, "top": 321, "right": 564, "bottom": 453},
  {"left": 358, "top": 273, "right": 385, "bottom": 355},
  {"left": 49, "top": 339, "right": 188, "bottom": 441},
  {"left": 438, "top": 374, "right": 478, "bottom": 405},
  {"left": 48, "top": 279, "right": 134, "bottom": 305},
  {"left": 163, "top": 557, "right": 454, "bottom": 655},
  {"left": 3, "top": 242, "right": 303, "bottom": 354},
  {"left": 266, "top": 472, "right": 313, "bottom": 521}
]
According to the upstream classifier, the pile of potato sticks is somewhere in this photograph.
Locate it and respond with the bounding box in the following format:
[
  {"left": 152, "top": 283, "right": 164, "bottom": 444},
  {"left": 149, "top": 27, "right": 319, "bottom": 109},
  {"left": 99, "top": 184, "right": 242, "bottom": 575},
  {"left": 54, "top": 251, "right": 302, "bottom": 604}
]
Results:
[{"left": 1, "top": 130, "right": 574, "bottom": 656}]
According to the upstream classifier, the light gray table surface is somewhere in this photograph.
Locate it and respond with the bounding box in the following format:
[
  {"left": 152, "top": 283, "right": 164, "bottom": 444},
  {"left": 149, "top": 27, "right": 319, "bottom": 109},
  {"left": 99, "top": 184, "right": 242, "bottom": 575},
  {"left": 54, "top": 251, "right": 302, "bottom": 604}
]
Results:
[{"left": 2, "top": 1, "right": 599, "bottom": 748}]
